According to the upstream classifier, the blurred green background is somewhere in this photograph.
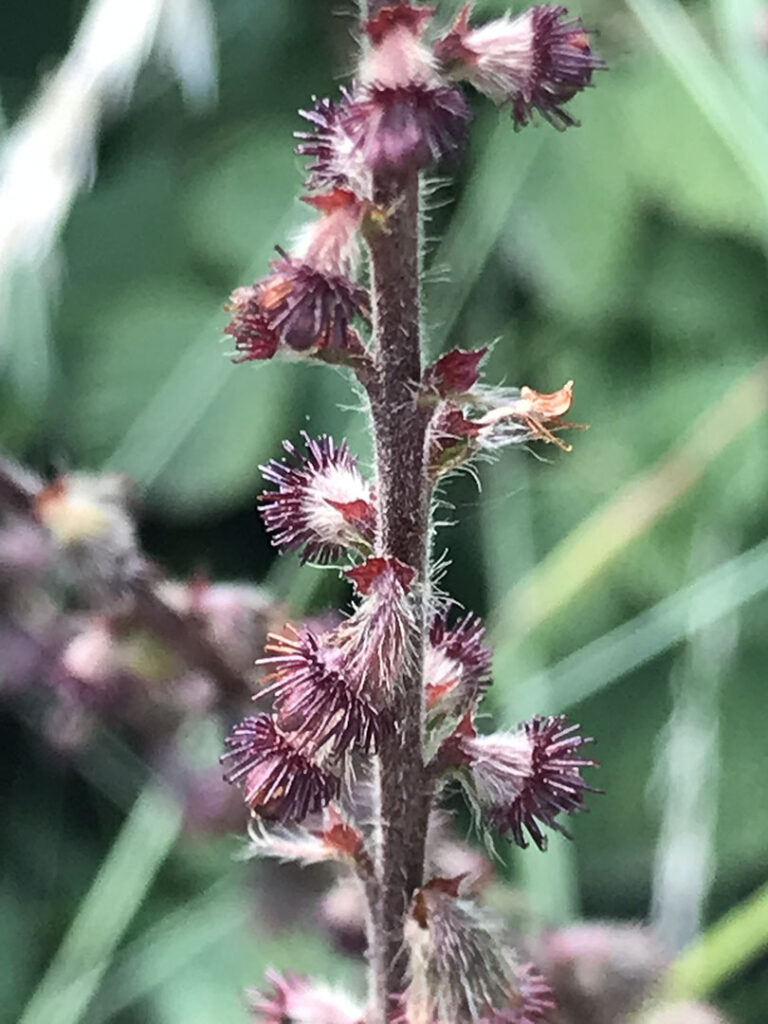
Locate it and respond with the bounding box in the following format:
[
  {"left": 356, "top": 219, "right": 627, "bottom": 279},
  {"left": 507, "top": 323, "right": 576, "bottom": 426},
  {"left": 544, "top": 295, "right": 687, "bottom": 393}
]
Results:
[{"left": 2, "top": 0, "right": 768, "bottom": 1021}]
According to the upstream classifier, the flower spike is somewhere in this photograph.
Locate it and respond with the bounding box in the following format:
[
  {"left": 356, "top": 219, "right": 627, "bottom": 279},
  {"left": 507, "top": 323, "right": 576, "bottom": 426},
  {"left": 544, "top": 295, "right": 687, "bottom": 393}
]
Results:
[
  {"left": 435, "top": 3, "right": 605, "bottom": 130},
  {"left": 221, "top": 714, "right": 338, "bottom": 822},
  {"left": 259, "top": 433, "right": 375, "bottom": 564}
]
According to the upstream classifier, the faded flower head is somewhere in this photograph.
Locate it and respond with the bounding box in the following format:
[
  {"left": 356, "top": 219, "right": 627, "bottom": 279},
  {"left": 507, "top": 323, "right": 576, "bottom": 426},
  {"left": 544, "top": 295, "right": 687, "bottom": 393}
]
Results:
[
  {"left": 221, "top": 714, "right": 338, "bottom": 822},
  {"left": 259, "top": 433, "right": 375, "bottom": 564},
  {"left": 225, "top": 189, "right": 369, "bottom": 361},
  {"left": 248, "top": 969, "right": 363, "bottom": 1024},
  {"left": 429, "top": 380, "right": 583, "bottom": 476},
  {"left": 434, "top": 3, "right": 604, "bottom": 129},
  {"left": 441, "top": 713, "right": 598, "bottom": 850},
  {"left": 540, "top": 922, "right": 667, "bottom": 1024}
]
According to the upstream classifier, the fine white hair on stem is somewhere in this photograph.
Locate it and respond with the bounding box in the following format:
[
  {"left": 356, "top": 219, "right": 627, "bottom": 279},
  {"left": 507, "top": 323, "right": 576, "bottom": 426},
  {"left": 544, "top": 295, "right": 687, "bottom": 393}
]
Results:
[{"left": 0, "top": 0, "right": 217, "bottom": 353}]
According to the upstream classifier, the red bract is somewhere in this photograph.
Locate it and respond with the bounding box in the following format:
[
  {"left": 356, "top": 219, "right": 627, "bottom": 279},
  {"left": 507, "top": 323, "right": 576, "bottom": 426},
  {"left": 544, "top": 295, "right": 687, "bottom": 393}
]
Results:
[
  {"left": 221, "top": 714, "right": 338, "bottom": 821},
  {"left": 434, "top": 3, "right": 605, "bottom": 130},
  {"left": 259, "top": 433, "right": 375, "bottom": 564},
  {"left": 424, "top": 347, "right": 488, "bottom": 397}
]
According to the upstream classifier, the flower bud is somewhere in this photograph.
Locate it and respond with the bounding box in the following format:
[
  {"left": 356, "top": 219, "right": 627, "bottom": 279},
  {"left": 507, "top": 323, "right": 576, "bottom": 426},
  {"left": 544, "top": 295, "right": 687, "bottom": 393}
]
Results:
[
  {"left": 348, "top": 2, "right": 471, "bottom": 173},
  {"left": 426, "top": 611, "right": 491, "bottom": 720},
  {"left": 405, "top": 876, "right": 541, "bottom": 1022},
  {"left": 341, "top": 555, "right": 417, "bottom": 694}
]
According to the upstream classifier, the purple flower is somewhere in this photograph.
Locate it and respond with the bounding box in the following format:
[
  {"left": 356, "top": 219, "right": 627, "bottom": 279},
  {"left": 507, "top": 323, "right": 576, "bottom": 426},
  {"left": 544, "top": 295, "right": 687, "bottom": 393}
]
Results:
[
  {"left": 259, "top": 433, "right": 375, "bottom": 564},
  {"left": 221, "top": 714, "right": 338, "bottom": 822},
  {"left": 440, "top": 713, "right": 599, "bottom": 850},
  {"left": 344, "top": 85, "right": 471, "bottom": 174},
  {"left": 259, "top": 626, "right": 391, "bottom": 754},
  {"left": 296, "top": 91, "right": 371, "bottom": 195},
  {"left": 434, "top": 3, "right": 605, "bottom": 130}
]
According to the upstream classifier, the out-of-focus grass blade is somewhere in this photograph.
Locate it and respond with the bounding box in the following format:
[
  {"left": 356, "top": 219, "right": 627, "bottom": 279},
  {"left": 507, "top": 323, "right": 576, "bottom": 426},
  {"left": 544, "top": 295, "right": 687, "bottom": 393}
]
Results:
[
  {"left": 18, "top": 782, "right": 182, "bottom": 1024},
  {"left": 669, "top": 878, "right": 768, "bottom": 999},
  {"left": 492, "top": 357, "right": 768, "bottom": 645},
  {"left": 650, "top": 534, "right": 737, "bottom": 952},
  {"left": 103, "top": 256, "right": 270, "bottom": 487},
  {"left": 87, "top": 879, "right": 247, "bottom": 1023},
  {"left": 624, "top": 0, "right": 768, "bottom": 217},
  {"left": 427, "top": 123, "right": 542, "bottom": 352},
  {"left": 516, "top": 535, "right": 768, "bottom": 715},
  {"left": 712, "top": 0, "right": 768, "bottom": 105}
]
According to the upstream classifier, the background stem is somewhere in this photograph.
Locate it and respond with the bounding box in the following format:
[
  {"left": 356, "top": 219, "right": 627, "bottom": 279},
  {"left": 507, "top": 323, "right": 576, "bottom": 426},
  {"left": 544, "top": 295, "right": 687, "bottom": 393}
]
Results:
[{"left": 366, "top": 171, "right": 433, "bottom": 1019}]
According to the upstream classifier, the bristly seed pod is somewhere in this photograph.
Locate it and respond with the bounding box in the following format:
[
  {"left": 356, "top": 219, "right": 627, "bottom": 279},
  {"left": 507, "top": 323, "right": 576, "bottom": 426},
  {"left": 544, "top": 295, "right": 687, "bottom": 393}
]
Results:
[
  {"left": 349, "top": 1, "right": 471, "bottom": 173},
  {"left": 225, "top": 189, "right": 369, "bottom": 361},
  {"left": 259, "top": 433, "right": 376, "bottom": 564},
  {"left": 221, "top": 714, "right": 338, "bottom": 822},
  {"left": 258, "top": 625, "right": 391, "bottom": 755},
  {"left": 340, "top": 555, "right": 417, "bottom": 694},
  {"left": 434, "top": 3, "right": 605, "bottom": 130},
  {"left": 439, "top": 713, "right": 599, "bottom": 850},
  {"left": 247, "top": 968, "right": 363, "bottom": 1024},
  {"left": 405, "top": 876, "right": 524, "bottom": 1022}
]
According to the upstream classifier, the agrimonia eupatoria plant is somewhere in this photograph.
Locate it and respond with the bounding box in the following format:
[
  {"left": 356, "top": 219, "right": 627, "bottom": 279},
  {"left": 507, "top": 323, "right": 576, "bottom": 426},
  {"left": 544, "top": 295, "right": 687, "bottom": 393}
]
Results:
[{"left": 220, "top": 3, "right": 605, "bottom": 1022}]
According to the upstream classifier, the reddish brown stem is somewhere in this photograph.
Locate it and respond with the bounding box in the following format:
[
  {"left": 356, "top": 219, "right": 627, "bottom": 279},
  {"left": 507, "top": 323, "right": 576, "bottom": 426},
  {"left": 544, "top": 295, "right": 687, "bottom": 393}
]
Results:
[{"left": 365, "top": 169, "right": 434, "bottom": 1018}]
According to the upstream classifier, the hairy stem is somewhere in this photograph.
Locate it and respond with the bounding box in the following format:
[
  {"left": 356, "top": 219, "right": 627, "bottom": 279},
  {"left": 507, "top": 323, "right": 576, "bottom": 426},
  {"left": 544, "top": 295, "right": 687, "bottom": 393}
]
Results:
[{"left": 366, "top": 169, "right": 433, "bottom": 1018}]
